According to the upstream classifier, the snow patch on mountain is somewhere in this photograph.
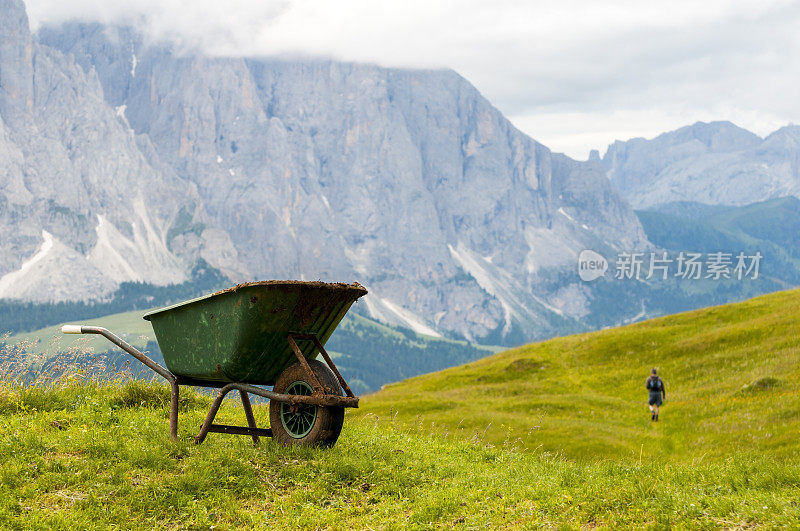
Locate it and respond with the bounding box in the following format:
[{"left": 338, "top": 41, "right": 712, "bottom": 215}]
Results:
[
  {"left": 0, "top": 230, "right": 54, "bottom": 297},
  {"left": 523, "top": 227, "right": 580, "bottom": 274},
  {"left": 379, "top": 298, "right": 441, "bottom": 337},
  {"left": 343, "top": 245, "right": 370, "bottom": 276},
  {"left": 0, "top": 230, "right": 116, "bottom": 302},
  {"left": 557, "top": 207, "right": 576, "bottom": 223},
  {"left": 88, "top": 215, "right": 141, "bottom": 283},
  {"left": 363, "top": 295, "right": 441, "bottom": 337},
  {"left": 448, "top": 242, "right": 538, "bottom": 334},
  {"left": 114, "top": 105, "right": 134, "bottom": 135},
  {"left": 87, "top": 202, "right": 186, "bottom": 286}
]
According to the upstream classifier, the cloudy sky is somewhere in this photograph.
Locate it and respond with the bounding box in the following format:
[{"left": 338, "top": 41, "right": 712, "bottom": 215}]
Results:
[{"left": 25, "top": 0, "right": 800, "bottom": 159}]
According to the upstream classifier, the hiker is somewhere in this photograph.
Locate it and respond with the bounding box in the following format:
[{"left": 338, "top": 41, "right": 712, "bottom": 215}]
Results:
[{"left": 646, "top": 368, "right": 666, "bottom": 421}]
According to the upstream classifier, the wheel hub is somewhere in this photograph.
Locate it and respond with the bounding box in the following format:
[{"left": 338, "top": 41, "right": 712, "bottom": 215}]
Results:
[{"left": 280, "top": 381, "right": 317, "bottom": 438}]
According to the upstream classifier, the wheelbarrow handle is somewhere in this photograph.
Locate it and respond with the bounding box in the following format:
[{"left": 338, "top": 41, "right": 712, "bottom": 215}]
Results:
[
  {"left": 61, "top": 325, "right": 176, "bottom": 384},
  {"left": 61, "top": 324, "right": 180, "bottom": 441}
]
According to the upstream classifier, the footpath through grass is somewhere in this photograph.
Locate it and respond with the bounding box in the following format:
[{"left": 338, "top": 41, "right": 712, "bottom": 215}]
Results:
[
  {"left": 361, "top": 288, "right": 800, "bottom": 462},
  {"left": 1, "top": 381, "right": 799, "bottom": 529}
]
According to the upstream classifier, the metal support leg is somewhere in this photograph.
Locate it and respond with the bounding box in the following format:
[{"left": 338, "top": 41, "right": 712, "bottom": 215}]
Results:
[
  {"left": 192, "top": 380, "right": 357, "bottom": 444},
  {"left": 287, "top": 333, "right": 356, "bottom": 398},
  {"left": 169, "top": 380, "right": 180, "bottom": 441},
  {"left": 240, "top": 391, "right": 259, "bottom": 445},
  {"left": 311, "top": 336, "right": 356, "bottom": 398},
  {"left": 195, "top": 384, "right": 234, "bottom": 444},
  {"left": 287, "top": 335, "right": 325, "bottom": 393}
]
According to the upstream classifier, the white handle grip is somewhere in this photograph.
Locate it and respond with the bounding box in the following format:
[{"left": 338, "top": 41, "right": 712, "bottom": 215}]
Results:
[{"left": 61, "top": 325, "right": 84, "bottom": 334}]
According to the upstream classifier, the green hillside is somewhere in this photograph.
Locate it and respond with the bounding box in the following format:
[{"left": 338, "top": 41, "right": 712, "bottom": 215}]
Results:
[
  {"left": 360, "top": 288, "right": 800, "bottom": 461},
  {"left": 8, "top": 309, "right": 156, "bottom": 351},
  {"left": 325, "top": 313, "right": 498, "bottom": 394},
  {"left": 637, "top": 196, "right": 800, "bottom": 284}
]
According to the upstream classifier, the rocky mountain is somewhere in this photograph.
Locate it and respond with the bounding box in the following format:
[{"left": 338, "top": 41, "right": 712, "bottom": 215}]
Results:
[
  {"left": 0, "top": 0, "right": 649, "bottom": 344},
  {"left": 604, "top": 121, "right": 800, "bottom": 208},
  {"left": 0, "top": 1, "right": 200, "bottom": 303}
]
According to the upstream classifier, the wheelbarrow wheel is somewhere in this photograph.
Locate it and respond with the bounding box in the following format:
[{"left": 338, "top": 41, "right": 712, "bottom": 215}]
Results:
[{"left": 269, "top": 359, "right": 345, "bottom": 447}]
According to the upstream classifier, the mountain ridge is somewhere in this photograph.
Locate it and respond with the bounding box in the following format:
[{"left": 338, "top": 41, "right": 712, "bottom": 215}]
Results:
[
  {"left": 0, "top": 0, "right": 648, "bottom": 344},
  {"left": 603, "top": 120, "right": 800, "bottom": 208}
]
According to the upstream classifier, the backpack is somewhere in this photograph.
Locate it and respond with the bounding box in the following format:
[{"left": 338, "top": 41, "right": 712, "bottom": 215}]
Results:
[{"left": 648, "top": 376, "right": 661, "bottom": 392}]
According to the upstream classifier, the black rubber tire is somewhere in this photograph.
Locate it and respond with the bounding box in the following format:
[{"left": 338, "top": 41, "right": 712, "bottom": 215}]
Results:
[{"left": 269, "top": 359, "right": 345, "bottom": 447}]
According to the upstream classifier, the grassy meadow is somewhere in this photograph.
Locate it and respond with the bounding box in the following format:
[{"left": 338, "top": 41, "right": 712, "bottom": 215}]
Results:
[
  {"left": 1, "top": 381, "right": 798, "bottom": 528},
  {"left": 0, "top": 288, "right": 798, "bottom": 527}
]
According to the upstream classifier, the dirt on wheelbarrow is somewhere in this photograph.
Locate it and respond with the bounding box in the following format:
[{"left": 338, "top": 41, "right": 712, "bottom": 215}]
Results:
[
  {"left": 211, "top": 280, "right": 367, "bottom": 297},
  {"left": 212, "top": 281, "right": 368, "bottom": 327}
]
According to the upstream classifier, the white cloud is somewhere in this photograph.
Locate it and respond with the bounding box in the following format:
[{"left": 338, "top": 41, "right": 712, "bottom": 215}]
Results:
[{"left": 24, "top": 0, "right": 800, "bottom": 159}]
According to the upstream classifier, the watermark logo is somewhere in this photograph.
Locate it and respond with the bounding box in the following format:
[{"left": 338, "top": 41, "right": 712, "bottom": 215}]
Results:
[
  {"left": 578, "top": 250, "right": 763, "bottom": 282},
  {"left": 578, "top": 249, "right": 608, "bottom": 282}
]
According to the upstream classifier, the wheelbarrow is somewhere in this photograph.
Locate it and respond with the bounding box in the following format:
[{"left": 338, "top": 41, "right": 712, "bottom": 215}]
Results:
[{"left": 62, "top": 281, "right": 367, "bottom": 447}]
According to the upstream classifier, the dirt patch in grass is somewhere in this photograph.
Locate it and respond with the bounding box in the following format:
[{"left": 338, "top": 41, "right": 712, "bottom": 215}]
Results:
[
  {"left": 739, "top": 376, "right": 782, "bottom": 394},
  {"left": 506, "top": 358, "right": 546, "bottom": 372}
]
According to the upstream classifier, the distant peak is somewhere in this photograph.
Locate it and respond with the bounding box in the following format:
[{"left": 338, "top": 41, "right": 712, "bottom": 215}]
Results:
[
  {"left": 0, "top": 0, "right": 31, "bottom": 39},
  {"left": 661, "top": 120, "right": 761, "bottom": 151},
  {"left": 0, "top": 0, "right": 26, "bottom": 17},
  {"left": 684, "top": 120, "right": 752, "bottom": 134},
  {"left": 761, "top": 124, "right": 800, "bottom": 150},
  {"left": 766, "top": 123, "right": 800, "bottom": 137}
]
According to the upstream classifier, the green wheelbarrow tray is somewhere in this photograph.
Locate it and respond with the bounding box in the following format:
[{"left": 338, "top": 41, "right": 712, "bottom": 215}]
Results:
[
  {"left": 144, "top": 280, "right": 366, "bottom": 386},
  {"left": 62, "top": 281, "right": 367, "bottom": 447}
]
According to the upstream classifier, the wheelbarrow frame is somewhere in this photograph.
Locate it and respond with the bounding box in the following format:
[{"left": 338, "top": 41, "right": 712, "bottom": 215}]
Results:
[{"left": 61, "top": 324, "right": 358, "bottom": 444}]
